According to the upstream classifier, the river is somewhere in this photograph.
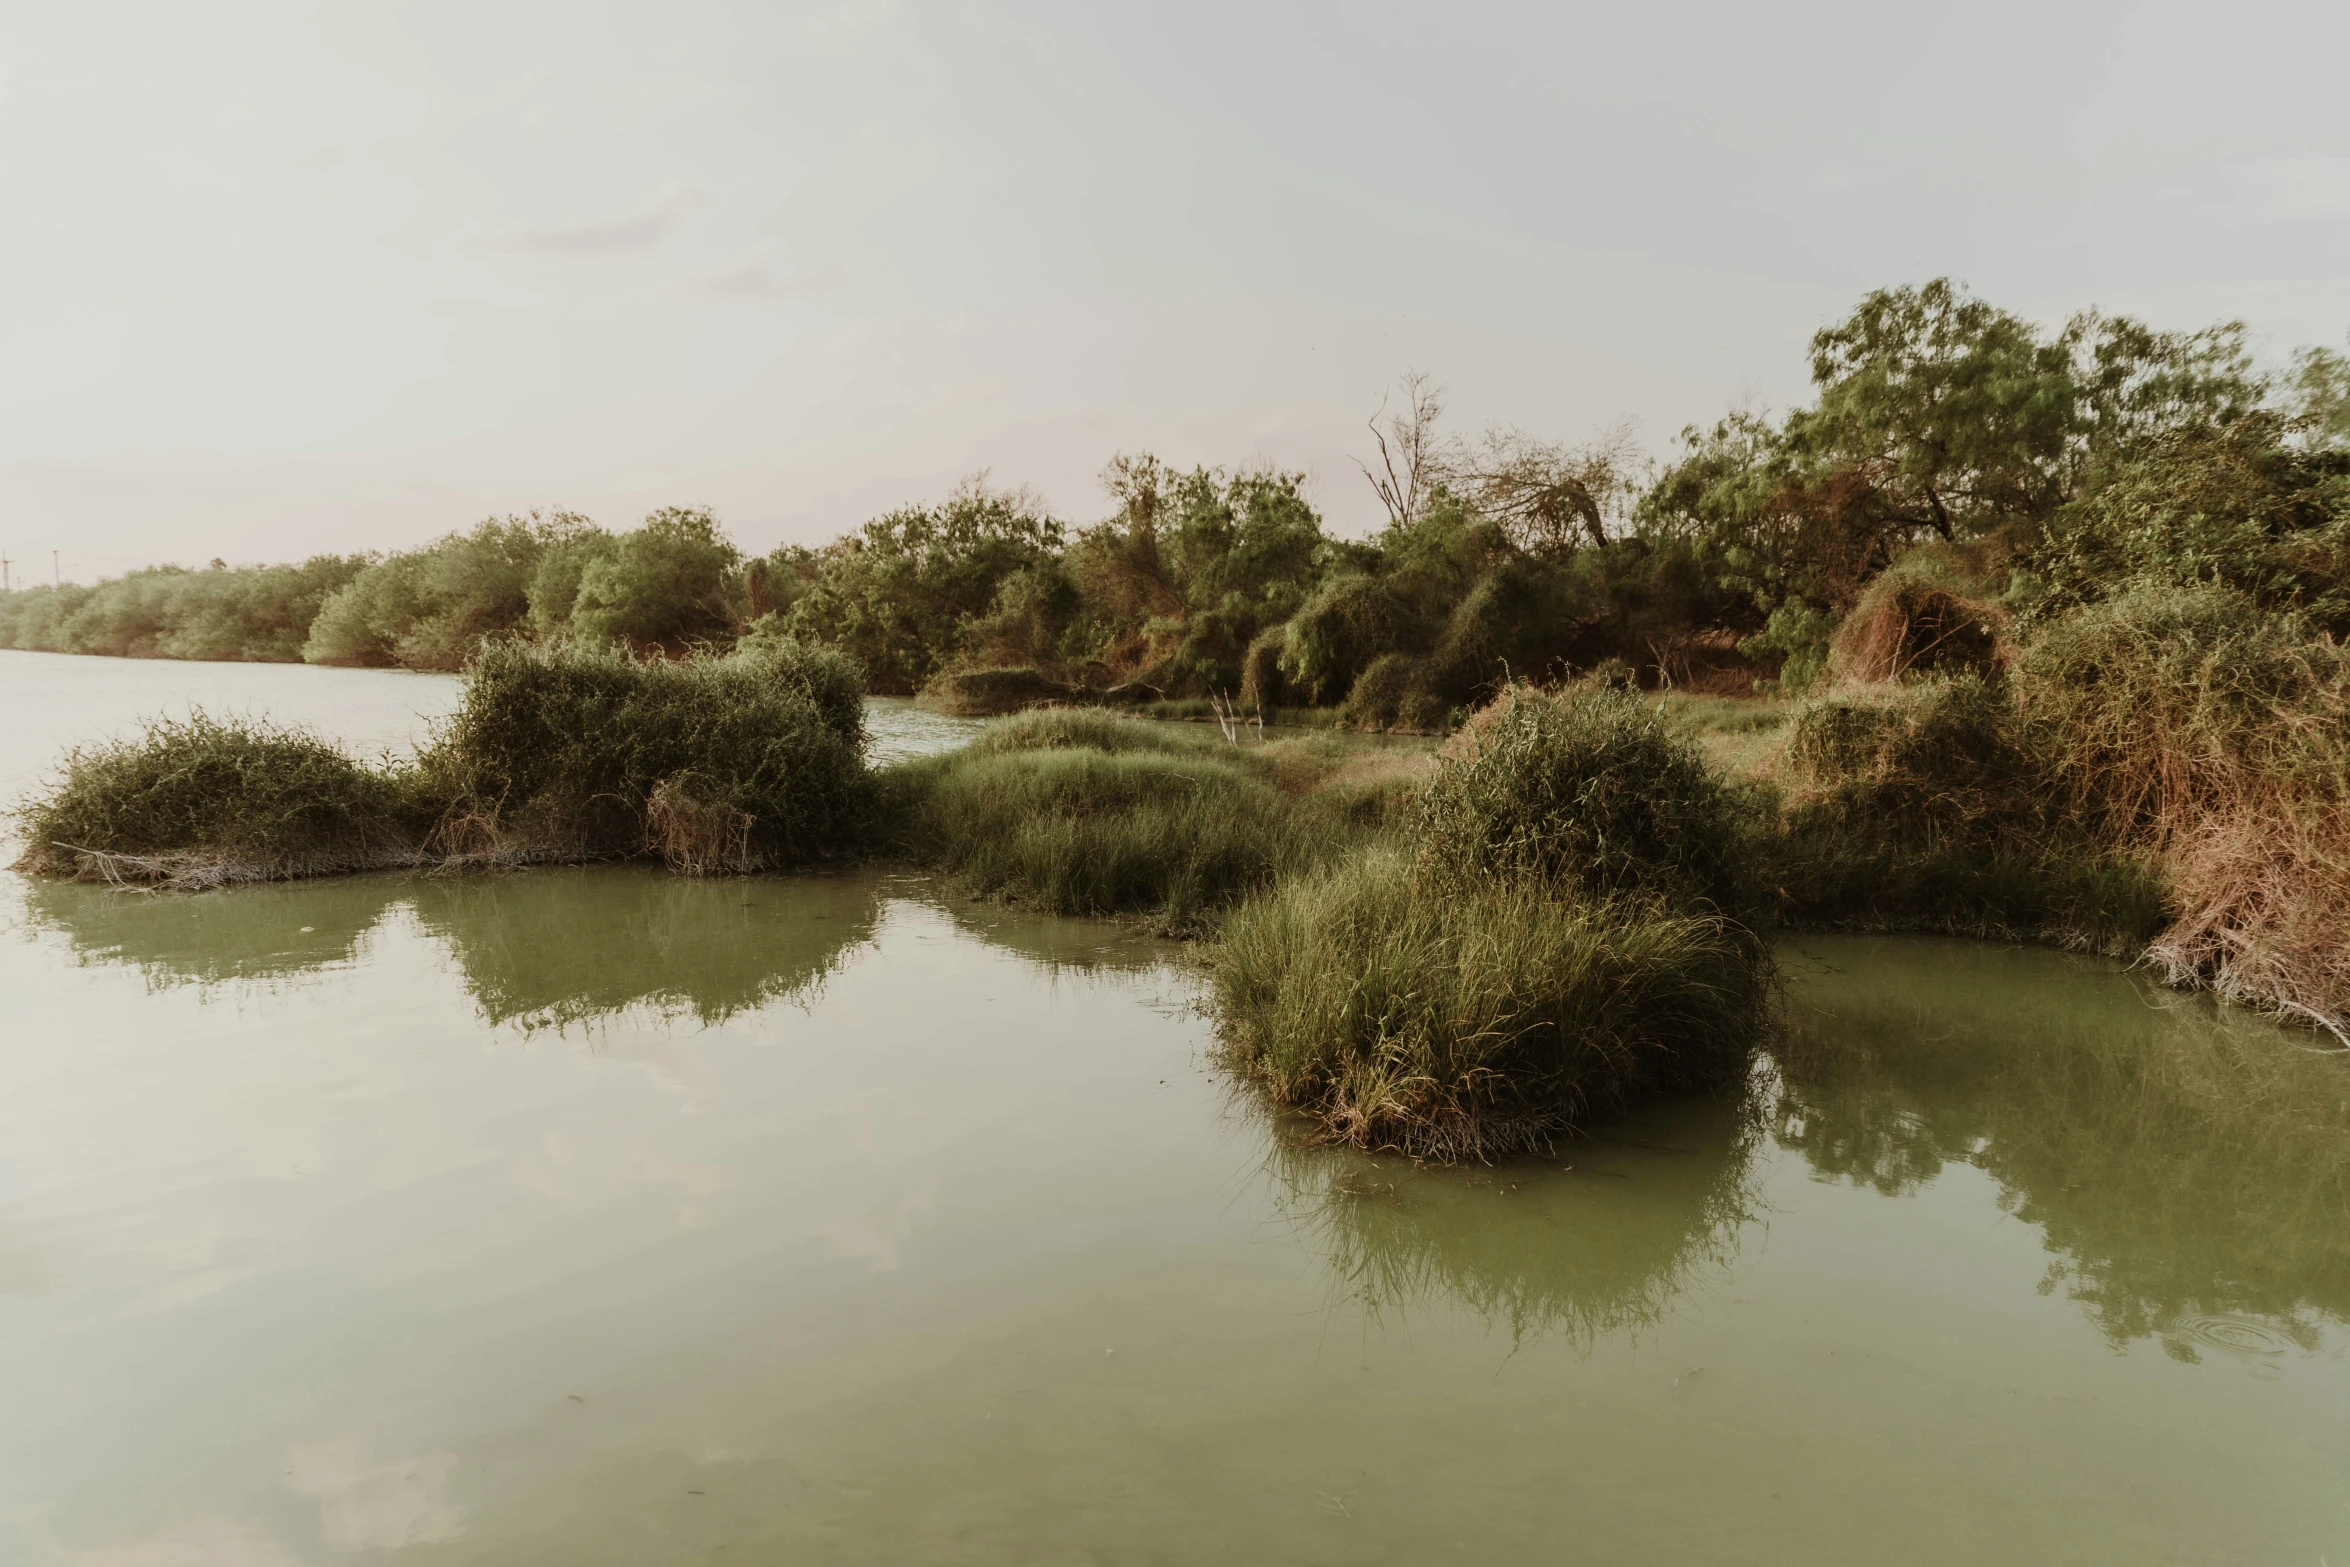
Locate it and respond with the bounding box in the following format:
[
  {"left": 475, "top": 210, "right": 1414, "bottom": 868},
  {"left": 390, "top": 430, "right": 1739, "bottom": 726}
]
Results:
[{"left": 2, "top": 648, "right": 2345, "bottom": 1564}]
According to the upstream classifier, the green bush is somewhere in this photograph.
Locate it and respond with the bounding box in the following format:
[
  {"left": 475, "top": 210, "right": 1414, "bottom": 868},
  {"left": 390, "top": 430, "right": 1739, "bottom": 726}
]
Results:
[
  {"left": 1214, "top": 848, "right": 1769, "bottom": 1160},
  {"left": 568, "top": 507, "right": 744, "bottom": 651},
  {"left": 0, "top": 558, "right": 367, "bottom": 663},
  {"left": 426, "top": 639, "right": 869, "bottom": 871},
  {"left": 11, "top": 714, "right": 417, "bottom": 884},
  {"left": 1419, "top": 683, "right": 1758, "bottom": 919}
]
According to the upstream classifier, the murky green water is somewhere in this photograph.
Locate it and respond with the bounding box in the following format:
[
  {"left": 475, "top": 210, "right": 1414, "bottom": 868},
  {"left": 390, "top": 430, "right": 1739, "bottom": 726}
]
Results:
[{"left": 4, "top": 654, "right": 2348, "bottom": 1564}]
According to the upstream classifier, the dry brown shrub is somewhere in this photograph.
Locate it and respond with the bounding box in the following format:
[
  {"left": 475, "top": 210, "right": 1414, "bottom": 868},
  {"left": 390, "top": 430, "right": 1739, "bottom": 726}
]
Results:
[
  {"left": 2149, "top": 813, "right": 2350, "bottom": 1038},
  {"left": 644, "top": 776, "right": 756, "bottom": 876},
  {"left": 1827, "top": 573, "right": 2007, "bottom": 687}
]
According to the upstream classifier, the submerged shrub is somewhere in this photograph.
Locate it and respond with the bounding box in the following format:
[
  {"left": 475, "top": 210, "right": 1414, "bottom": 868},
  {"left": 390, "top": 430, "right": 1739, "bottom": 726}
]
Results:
[
  {"left": 1215, "top": 849, "right": 1768, "bottom": 1161},
  {"left": 11, "top": 714, "right": 416, "bottom": 884},
  {"left": 426, "top": 639, "right": 869, "bottom": 872}
]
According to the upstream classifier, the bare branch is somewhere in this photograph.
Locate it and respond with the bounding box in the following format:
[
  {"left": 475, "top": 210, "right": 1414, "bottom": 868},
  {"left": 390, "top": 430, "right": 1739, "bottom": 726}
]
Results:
[{"left": 1357, "top": 371, "right": 1447, "bottom": 530}]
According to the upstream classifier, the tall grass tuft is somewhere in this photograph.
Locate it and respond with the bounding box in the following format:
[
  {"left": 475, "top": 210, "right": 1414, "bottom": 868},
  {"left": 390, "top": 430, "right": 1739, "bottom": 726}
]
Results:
[
  {"left": 1421, "top": 683, "right": 1759, "bottom": 918},
  {"left": 1213, "top": 683, "right": 1773, "bottom": 1160},
  {"left": 1215, "top": 850, "right": 1770, "bottom": 1160},
  {"left": 10, "top": 713, "right": 421, "bottom": 886},
  {"left": 888, "top": 743, "right": 1343, "bottom": 933}
]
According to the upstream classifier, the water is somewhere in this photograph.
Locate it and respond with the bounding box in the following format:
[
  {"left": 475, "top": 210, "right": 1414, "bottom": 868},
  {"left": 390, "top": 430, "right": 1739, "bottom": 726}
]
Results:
[{"left": 4, "top": 654, "right": 2349, "bottom": 1564}]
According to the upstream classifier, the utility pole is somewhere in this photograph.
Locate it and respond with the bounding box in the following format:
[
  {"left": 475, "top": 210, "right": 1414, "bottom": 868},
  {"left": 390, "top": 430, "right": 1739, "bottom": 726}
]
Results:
[
  {"left": 52, "top": 549, "right": 60, "bottom": 588},
  {"left": 1, "top": 557, "right": 10, "bottom": 592}
]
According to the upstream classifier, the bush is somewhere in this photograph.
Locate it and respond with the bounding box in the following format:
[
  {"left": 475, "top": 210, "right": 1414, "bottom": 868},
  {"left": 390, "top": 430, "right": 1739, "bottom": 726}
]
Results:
[
  {"left": 10, "top": 714, "right": 418, "bottom": 885},
  {"left": 1239, "top": 627, "right": 1290, "bottom": 709},
  {"left": 1419, "top": 683, "right": 1758, "bottom": 919},
  {"left": 916, "top": 666, "right": 1078, "bottom": 717},
  {"left": 0, "top": 558, "right": 368, "bottom": 664},
  {"left": 425, "top": 639, "right": 869, "bottom": 872},
  {"left": 1767, "top": 673, "right": 2170, "bottom": 948},
  {"left": 1824, "top": 567, "right": 2004, "bottom": 686},
  {"left": 303, "top": 516, "right": 568, "bottom": 669},
  {"left": 2010, "top": 584, "right": 2350, "bottom": 1023},
  {"left": 1214, "top": 849, "right": 1769, "bottom": 1160},
  {"left": 1279, "top": 575, "right": 1416, "bottom": 705}
]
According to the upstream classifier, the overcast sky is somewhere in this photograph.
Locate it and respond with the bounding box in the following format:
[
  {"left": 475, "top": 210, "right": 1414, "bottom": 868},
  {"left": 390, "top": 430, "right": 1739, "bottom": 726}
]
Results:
[{"left": 2, "top": 0, "right": 2345, "bottom": 575}]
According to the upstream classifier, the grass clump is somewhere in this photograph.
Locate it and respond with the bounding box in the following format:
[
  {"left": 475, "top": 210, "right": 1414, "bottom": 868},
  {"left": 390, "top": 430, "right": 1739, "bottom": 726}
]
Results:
[
  {"left": 11, "top": 637, "right": 872, "bottom": 885},
  {"left": 1763, "top": 674, "right": 2170, "bottom": 949},
  {"left": 1216, "top": 850, "right": 1768, "bottom": 1160},
  {"left": 10, "top": 713, "right": 421, "bottom": 886},
  {"left": 1214, "top": 684, "right": 1773, "bottom": 1160},
  {"left": 425, "top": 638, "right": 870, "bottom": 872},
  {"left": 886, "top": 705, "right": 1430, "bottom": 932},
  {"left": 887, "top": 743, "right": 1342, "bottom": 934}
]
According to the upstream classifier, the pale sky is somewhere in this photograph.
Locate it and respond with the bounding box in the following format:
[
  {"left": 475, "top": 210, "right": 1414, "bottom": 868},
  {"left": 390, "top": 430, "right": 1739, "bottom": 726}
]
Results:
[{"left": 2, "top": 0, "right": 2345, "bottom": 576}]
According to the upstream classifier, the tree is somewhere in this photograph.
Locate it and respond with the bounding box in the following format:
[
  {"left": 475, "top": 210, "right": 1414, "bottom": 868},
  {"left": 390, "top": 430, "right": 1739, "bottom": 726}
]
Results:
[
  {"left": 1790, "top": 279, "right": 2078, "bottom": 540},
  {"left": 571, "top": 507, "right": 744, "bottom": 651},
  {"left": 1360, "top": 371, "right": 1446, "bottom": 530},
  {"left": 1437, "top": 420, "right": 1643, "bottom": 555},
  {"left": 2292, "top": 339, "right": 2350, "bottom": 452}
]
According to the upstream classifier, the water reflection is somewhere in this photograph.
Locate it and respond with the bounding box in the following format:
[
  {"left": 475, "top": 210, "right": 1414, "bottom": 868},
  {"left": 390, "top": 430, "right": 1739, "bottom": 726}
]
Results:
[
  {"left": 1774, "top": 936, "right": 2350, "bottom": 1359},
  {"left": 405, "top": 868, "right": 881, "bottom": 1031},
  {"left": 17, "top": 868, "right": 887, "bottom": 1032},
  {"left": 1266, "top": 1091, "right": 1763, "bottom": 1345},
  {"left": 16, "top": 876, "right": 387, "bottom": 989}
]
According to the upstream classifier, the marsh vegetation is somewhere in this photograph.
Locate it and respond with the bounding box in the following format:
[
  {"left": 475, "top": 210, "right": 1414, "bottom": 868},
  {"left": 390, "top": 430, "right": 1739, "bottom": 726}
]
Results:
[{"left": 8, "top": 278, "right": 2349, "bottom": 1153}]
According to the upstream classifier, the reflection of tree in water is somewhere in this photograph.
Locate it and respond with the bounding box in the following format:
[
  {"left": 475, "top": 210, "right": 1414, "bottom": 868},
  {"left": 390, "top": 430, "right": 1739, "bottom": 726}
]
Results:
[
  {"left": 1262, "top": 1089, "right": 1763, "bottom": 1347},
  {"left": 1774, "top": 937, "right": 2350, "bottom": 1363},
  {"left": 405, "top": 868, "right": 883, "bottom": 1031},
  {"left": 16, "top": 875, "right": 397, "bottom": 990},
  {"left": 17, "top": 868, "right": 886, "bottom": 1032}
]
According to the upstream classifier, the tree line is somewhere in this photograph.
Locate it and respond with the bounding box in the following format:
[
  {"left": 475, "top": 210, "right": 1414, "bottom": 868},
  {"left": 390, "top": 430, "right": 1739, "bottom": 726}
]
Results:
[{"left": 4, "top": 279, "right": 2344, "bottom": 725}]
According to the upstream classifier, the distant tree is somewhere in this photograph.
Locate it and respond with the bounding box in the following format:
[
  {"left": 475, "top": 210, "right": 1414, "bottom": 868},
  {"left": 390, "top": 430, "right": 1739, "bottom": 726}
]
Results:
[
  {"left": 2292, "top": 339, "right": 2350, "bottom": 452},
  {"left": 1360, "top": 371, "right": 1447, "bottom": 531},
  {"left": 784, "top": 477, "right": 1063, "bottom": 692},
  {"left": 1437, "top": 421, "right": 1644, "bottom": 555},
  {"left": 570, "top": 507, "right": 744, "bottom": 652}
]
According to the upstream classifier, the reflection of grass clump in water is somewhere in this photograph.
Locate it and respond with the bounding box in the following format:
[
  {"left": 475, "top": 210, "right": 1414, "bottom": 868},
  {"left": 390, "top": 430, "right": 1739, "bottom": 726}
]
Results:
[
  {"left": 18, "top": 865, "right": 888, "bottom": 1031},
  {"left": 17, "top": 874, "right": 400, "bottom": 990},
  {"left": 407, "top": 867, "right": 884, "bottom": 1031},
  {"left": 1262, "top": 1089, "right": 1762, "bottom": 1345},
  {"left": 1214, "top": 686, "right": 1773, "bottom": 1160},
  {"left": 10, "top": 639, "right": 872, "bottom": 886},
  {"left": 1773, "top": 938, "right": 2350, "bottom": 1355}
]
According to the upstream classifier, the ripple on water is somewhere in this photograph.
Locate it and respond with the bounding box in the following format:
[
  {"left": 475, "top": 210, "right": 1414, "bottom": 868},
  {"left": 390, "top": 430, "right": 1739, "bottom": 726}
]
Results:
[{"left": 2160, "top": 1311, "right": 2305, "bottom": 1374}]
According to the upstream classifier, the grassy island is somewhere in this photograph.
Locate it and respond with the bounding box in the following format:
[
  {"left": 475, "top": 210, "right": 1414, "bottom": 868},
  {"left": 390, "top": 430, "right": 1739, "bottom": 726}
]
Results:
[{"left": 9, "top": 276, "right": 2349, "bottom": 1152}]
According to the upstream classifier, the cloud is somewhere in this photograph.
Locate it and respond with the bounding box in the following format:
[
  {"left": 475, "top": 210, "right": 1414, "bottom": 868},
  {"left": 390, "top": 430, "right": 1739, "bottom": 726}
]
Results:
[
  {"left": 693, "top": 260, "right": 849, "bottom": 301},
  {"left": 508, "top": 189, "right": 701, "bottom": 256}
]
